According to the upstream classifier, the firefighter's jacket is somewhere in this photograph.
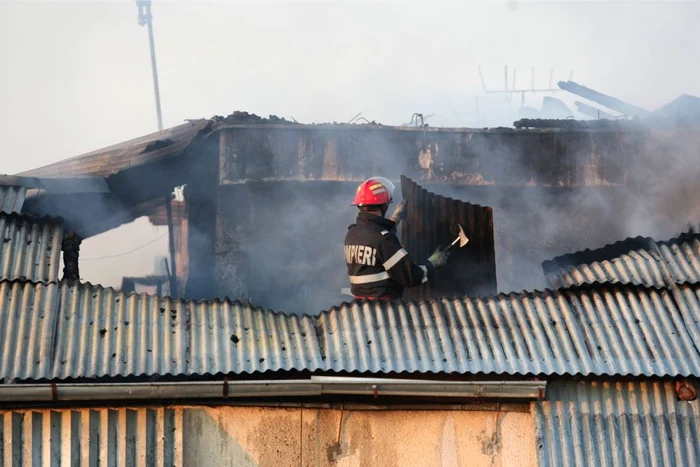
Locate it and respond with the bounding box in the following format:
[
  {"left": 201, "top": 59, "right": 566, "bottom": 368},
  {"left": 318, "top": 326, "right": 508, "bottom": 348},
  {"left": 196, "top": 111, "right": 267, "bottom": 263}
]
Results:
[{"left": 344, "top": 211, "right": 436, "bottom": 299}]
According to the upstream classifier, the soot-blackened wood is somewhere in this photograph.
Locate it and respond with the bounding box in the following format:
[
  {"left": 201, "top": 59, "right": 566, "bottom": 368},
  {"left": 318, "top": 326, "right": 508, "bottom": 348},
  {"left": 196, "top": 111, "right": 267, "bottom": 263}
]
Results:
[
  {"left": 61, "top": 231, "right": 82, "bottom": 282},
  {"left": 399, "top": 175, "right": 497, "bottom": 300}
]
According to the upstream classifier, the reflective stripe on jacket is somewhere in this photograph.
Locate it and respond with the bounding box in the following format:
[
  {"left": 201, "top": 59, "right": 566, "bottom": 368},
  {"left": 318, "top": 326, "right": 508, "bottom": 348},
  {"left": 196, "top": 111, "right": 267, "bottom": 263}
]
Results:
[{"left": 344, "top": 211, "right": 435, "bottom": 299}]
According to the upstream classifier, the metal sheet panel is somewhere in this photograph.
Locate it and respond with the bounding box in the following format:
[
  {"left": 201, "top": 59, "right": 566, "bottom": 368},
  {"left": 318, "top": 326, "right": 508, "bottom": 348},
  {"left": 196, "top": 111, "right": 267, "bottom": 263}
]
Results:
[
  {"left": 658, "top": 235, "right": 700, "bottom": 284},
  {"left": 535, "top": 380, "right": 700, "bottom": 467},
  {"left": 0, "top": 407, "right": 181, "bottom": 467},
  {"left": 51, "top": 283, "right": 190, "bottom": 379},
  {"left": 0, "top": 186, "right": 25, "bottom": 214},
  {"left": 543, "top": 233, "right": 700, "bottom": 289},
  {"left": 188, "top": 300, "right": 324, "bottom": 376},
  {"left": 51, "top": 283, "right": 324, "bottom": 379},
  {"left": 317, "top": 283, "right": 700, "bottom": 377},
  {"left": 0, "top": 281, "right": 59, "bottom": 382},
  {"left": 399, "top": 175, "right": 497, "bottom": 299},
  {"left": 0, "top": 213, "right": 62, "bottom": 283}
]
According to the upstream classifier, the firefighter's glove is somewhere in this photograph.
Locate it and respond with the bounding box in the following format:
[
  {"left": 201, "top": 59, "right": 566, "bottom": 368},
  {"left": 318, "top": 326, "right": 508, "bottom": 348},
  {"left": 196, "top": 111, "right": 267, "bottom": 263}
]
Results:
[
  {"left": 390, "top": 199, "right": 407, "bottom": 224},
  {"left": 427, "top": 245, "right": 450, "bottom": 268}
]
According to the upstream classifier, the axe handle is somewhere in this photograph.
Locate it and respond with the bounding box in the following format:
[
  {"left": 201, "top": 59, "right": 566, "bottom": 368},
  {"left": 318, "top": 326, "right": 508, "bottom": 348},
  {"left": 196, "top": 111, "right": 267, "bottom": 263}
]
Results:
[{"left": 444, "top": 236, "right": 461, "bottom": 252}]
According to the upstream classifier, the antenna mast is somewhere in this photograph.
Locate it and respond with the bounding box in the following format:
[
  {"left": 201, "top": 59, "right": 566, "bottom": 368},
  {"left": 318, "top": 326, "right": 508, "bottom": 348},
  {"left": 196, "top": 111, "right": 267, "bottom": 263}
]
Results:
[{"left": 137, "top": 0, "right": 164, "bottom": 131}]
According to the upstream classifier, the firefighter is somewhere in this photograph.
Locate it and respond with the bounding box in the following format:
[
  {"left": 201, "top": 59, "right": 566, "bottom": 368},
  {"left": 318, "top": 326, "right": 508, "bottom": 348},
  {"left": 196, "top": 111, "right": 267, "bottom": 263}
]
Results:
[{"left": 344, "top": 177, "right": 450, "bottom": 300}]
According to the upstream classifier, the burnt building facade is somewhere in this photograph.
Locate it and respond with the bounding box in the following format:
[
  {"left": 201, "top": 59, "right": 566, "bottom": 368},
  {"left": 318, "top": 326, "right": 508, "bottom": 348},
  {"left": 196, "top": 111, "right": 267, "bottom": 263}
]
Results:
[{"left": 19, "top": 117, "right": 700, "bottom": 313}]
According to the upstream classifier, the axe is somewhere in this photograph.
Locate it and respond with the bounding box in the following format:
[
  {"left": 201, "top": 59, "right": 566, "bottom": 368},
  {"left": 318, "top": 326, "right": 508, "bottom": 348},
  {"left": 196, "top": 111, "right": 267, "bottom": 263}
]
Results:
[{"left": 444, "top": 224, "right": 469, "bottom": 252}]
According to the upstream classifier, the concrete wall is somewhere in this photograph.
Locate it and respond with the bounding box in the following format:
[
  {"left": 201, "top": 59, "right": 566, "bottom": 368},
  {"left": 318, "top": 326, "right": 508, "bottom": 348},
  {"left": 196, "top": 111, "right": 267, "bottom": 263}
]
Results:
[{"left": 0, "top": 405, "right": 536, "bottom": 467}]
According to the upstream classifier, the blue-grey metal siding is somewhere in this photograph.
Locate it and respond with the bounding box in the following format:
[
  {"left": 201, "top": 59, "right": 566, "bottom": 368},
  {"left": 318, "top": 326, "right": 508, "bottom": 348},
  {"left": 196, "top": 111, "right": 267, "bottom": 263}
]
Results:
[
  {"left": 535, "top": 379, "right": 700, "bottom": 467},
  {"left": 317, "top": 284, "right": 700, "bottom": 377},
  {"left": 0, "top": 281, "right": 59, "bottom": 382},
  {"left": 50, "top": 282, "right": 324, "bottom": 379},
  {"left": 4, "top": 280, "right": 700, "bottom": 380},
  {"left": 0, "top": 214, "right": 62, "bottom": 283},
  {"left": 543, "top": 234, "right": 700, "bottom": 289},
  {"left": 0, "top": 186, "right": 25, "bottom": 214}
]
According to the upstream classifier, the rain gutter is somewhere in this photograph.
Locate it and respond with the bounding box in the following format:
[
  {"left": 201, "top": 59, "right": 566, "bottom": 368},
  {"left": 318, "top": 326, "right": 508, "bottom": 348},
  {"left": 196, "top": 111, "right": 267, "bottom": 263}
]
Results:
[{"left": 0, "top": 377, "right": 546, "bottom": 403}]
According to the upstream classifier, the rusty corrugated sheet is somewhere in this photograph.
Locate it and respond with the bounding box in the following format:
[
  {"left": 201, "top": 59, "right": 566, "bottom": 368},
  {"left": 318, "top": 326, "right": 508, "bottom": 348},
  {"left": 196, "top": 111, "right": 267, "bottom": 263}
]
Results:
[
  {"left": 399, "top": 175, "right": 497, "bottom": 299},
  {"left": 50, "top": 282, "right": 323, "bottom": 379},
  {"left": 0, "top": 213, "right": 62, "bottom": 283},
  {"left": 0, "top": 407, "right": 183, "bottom": 466},
  {"left": 19, "top": 120, "right": 208, "bottom": 178},
  {"left": 0, "top": 186, "right": 26, "bottom": 214},
  {"left": 317, "top": 283, "right": 700, "bottom": 377},
  {"left": 543, "top": 233, "right": 700, "bottom": 289},
  {"left": 535, "top": 379, "right": 700, "bottom": 467},
  {"left": 0, "top": 281, "right": 59, "bottom": 382}
]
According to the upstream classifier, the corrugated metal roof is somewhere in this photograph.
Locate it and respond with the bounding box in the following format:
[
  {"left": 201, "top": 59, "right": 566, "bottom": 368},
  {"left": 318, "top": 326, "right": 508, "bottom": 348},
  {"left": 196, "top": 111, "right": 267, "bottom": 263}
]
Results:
[
  {"left": 50, "top": 282, "right": 323, "bottom": 379},
  {"left": 187, "top": 298, "right": 323, "bottom": 376},
  {"left": 0, "top": 407, "right": 183, "bottom": 466},
  {"left": 316, "top": 284, "right": 700, "bottom": 377},
  {"left": 0, "top": 281, "right": 59, "bottom": 382},
  {"left": 5, "top": 280, "right": 700, "bottom": 380},
  {"left": 0, "top": 213, "right": 63, "bottom": 283},
  {"left": 19, "top": 120, "right": 209, "bottom": 178},
  {"left": 543, "top": 233, "right": 700, "bottom": 289},
  {"left": 0, "top": 186, "right": 26, "bottom": 214},
  {"left": 399, "top": 175, "right": 497, "bottom": 299},
  {"left": 535, "top": 379, "right": 700, "bottom": 467}
]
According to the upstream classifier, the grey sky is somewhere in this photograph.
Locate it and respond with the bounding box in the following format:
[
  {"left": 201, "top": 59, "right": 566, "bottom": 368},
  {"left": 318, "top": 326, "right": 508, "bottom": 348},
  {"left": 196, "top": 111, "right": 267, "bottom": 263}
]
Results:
[{"left": 1, "top": 0, "right": 698, "bottom": 286}]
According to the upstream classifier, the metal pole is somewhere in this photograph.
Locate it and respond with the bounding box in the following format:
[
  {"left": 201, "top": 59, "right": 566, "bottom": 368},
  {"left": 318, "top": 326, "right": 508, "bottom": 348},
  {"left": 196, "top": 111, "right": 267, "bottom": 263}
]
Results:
[
  {"left": 147, "top": 17, "right": 163, "bottom": 130},
  {"left": 137, "top": 0, "right": 163, "bottom": 131}
]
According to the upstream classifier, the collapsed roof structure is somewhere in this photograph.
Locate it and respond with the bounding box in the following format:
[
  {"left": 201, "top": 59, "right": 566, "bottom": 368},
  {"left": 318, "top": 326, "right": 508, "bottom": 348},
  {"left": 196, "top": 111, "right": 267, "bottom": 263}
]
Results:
[{"left": 2, "top": 114, "right": 700, "bottom": 465}]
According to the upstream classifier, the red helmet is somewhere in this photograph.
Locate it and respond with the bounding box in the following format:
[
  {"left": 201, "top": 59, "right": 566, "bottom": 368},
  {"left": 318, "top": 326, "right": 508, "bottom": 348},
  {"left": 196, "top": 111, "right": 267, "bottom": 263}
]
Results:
[{"left": 351, "top": 177, "right": 396, "bottom": 206}]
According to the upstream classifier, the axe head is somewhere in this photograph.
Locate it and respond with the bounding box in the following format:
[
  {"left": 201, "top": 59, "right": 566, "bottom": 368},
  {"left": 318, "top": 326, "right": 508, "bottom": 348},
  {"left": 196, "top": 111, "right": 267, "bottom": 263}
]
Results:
[{"left": 457, "top": 224, "right": 469, "bottom": 248}]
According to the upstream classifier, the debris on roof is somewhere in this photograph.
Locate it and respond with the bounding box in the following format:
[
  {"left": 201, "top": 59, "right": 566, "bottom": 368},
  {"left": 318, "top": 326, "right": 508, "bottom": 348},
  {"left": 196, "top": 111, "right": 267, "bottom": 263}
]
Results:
[
  {"left": 513, "top": 118, "right": 645, "bottom": 130},
  {"left": 210, "top": 111, "right": 298, "bottom": 125},
  {"left": 558, "top": 80, "right": 650, "bottom": 117}
]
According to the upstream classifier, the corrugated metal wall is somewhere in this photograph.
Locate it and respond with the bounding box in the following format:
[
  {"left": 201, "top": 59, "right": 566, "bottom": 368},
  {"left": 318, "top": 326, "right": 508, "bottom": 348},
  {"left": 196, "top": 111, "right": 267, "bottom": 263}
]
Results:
[
  {"left": 0, "top": 187, "right": 26, "bottom": 215},
  {"left": 0, "top": 214, "right": 62, "bottom": 284},
  {"left": 535, "top": 379, "right": 700, "bottom": 467},
  {"left": 0, "top": 407, "right": 182, "bottom": 466},
  {"left": 399, "top": 176, "right": 497, "bottom": 300},
  {"left": 0, "top": 281, "right": 59, "bottom": 382}
]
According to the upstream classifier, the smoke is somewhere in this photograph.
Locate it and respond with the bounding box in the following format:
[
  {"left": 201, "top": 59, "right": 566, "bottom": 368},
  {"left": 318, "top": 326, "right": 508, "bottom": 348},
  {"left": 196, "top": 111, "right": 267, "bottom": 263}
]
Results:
[{"left": 6, "top": 1, "right": 700, "bottom": 311}]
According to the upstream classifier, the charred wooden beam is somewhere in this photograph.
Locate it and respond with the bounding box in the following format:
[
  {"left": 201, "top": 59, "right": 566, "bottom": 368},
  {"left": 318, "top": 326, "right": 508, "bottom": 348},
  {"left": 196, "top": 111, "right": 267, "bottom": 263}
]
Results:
[
  {"left": 61, "top": 231, "right": 82, "bottom": 282},
  {"left": 165, "top": 193, "right": 178, "bottom": 298},
  {"left": 558, "top": 80, "right": 649, "bottom": 117}
]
